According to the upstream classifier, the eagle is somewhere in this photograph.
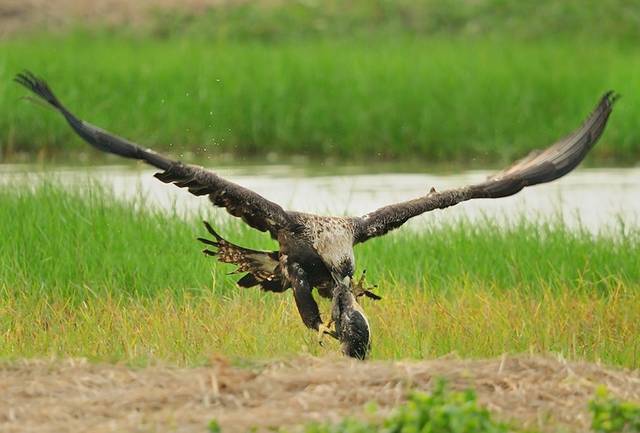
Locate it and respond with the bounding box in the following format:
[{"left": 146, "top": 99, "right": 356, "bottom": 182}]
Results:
[{"left": 15, "top": 72, "right": 617, "bottom": 359}]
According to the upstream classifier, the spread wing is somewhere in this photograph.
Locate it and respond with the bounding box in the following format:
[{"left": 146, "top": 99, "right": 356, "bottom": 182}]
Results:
[
  {"left": 15, "top": 71, "right": 293, "bottom": 238},
  {"left": 354, "top": 91, "right": 618, "bottom": 244}
]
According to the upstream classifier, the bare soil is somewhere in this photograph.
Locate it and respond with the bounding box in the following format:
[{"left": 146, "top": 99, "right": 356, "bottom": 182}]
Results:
[
  {"left": 0, "top": 0, "right": 230, "bottom": 37},
  {"left": 1, "top": 355, "right": 639, "bottom": 433}
]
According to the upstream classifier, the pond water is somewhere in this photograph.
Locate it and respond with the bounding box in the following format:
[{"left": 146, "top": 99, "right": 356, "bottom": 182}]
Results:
[{"left": 2, "top": 164, "right": 639, "bottom": 233}]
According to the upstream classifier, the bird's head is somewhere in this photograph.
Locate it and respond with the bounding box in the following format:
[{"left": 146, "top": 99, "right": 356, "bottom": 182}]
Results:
[{"left": 332, "top": 276, "right": 371, "bottom": 360}]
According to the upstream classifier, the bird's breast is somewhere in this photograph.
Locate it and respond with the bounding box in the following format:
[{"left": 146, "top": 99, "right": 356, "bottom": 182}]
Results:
[{"left": 306, "top": 218, "right": 355, "bottom": 273}]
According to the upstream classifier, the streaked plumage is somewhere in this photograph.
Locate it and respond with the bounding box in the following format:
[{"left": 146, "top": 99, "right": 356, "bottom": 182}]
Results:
[{"left": 15, "top": 71, "right": 617, "bottom": 359}]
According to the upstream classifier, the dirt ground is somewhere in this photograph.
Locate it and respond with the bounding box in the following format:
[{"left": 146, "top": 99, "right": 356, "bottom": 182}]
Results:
[
  {"left": 0, "top": 0, "right": 234, "bottom": 36},
  {"left": 1, "top": 355, "right": 639, "bottom": 433}
]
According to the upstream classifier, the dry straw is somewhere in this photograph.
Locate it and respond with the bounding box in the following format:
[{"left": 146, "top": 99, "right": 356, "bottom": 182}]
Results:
[{"left": 1, "top": 354, "right": 639, "bottom": 432}]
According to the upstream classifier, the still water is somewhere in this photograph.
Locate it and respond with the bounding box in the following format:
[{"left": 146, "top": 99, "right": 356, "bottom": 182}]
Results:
[{"left": 2, "top": 164, "right": 639, "bottom": 232}]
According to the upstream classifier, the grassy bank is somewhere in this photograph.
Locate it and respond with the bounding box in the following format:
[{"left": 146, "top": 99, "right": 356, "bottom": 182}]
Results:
[
  {"left": 0, "top": 183, "right": 638, "bottom": 366},
  {"left": 0, "top": 35, "right": 637, "bottom": 163}
]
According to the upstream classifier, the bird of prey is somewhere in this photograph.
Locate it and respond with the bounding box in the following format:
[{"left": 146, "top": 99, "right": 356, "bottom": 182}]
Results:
[{"left": 15, "top": 71, "right": 617, "bottom": 359}]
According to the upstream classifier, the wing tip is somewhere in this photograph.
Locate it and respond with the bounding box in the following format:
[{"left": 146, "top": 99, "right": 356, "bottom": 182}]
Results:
[
  {"left": 603, "top": 90, "right": 620, "bottom": 107},
  {"left": 14, "top": 70, "right": 63, "bottom": 110}
]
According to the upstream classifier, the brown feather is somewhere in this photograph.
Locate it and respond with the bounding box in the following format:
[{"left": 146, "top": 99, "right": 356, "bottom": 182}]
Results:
[{"left": 198, "top": 222, "right": 287, "bottom": 293}]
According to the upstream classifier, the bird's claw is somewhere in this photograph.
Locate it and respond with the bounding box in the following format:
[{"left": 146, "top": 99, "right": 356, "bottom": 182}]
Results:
[
  {"left": 352, "top": 269, "right": 382, "bottom": 300},
  {"left": 317, "top": 322, "right": 338, "bottom": 346}
]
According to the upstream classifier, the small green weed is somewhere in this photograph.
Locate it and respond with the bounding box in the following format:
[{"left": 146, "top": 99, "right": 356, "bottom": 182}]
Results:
[
  {"left": 590, "top": 387, "right": 640, "bottom": 433},
  {"left": 208, "top": 419, "right": 221, "bottom": 433},
  {"left": 298, "top": 379, "right": 508, "bottom": 433},
  {"left": 383, "top": 382, "right": 507, "bottom": 433}
]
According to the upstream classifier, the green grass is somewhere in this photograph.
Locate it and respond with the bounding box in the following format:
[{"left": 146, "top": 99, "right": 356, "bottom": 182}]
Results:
[
  {"left": 2, "top": 181, "right": 639, "bottom": 297},
  {"left": 0, "top": 34, "right": 638, "bottom": 163},
  {"left": 0, "top": 182, "right": 638, "bottom": 367}
]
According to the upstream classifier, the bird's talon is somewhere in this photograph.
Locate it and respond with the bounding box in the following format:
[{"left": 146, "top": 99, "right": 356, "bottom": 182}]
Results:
[
  {"left": 317, "top": 322, "right": 337, "bottom": 346},
  {"left": 351, "top": 270, "right": 379, "bottom": 299}
]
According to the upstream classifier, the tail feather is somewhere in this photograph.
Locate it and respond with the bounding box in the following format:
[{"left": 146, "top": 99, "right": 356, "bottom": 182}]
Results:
[
  {"left": 202, "top": 221, "right": 224, "bottom": 242},
  {"left": 237, "top": 274, "right": 260, "bottom": 288},
  {"left": 199, "top": 221, "right": 287, "bottom": 293}
]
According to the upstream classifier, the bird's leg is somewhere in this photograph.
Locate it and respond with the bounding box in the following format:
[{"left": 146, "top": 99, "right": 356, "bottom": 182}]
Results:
[
  {"left": 287, "top": 262, "right": 337, "bottom": 346},
  {"left": 351, "top": 269, "right": 382, "bottom": 300}
]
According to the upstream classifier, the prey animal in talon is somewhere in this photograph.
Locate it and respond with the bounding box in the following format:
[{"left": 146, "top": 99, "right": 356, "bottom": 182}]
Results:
[
  {"left": 15, "top": 70, "right": 618, "bottom": 359},
  {"left": 332, "top": 276, "right": 372, "bottom": 359}
]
